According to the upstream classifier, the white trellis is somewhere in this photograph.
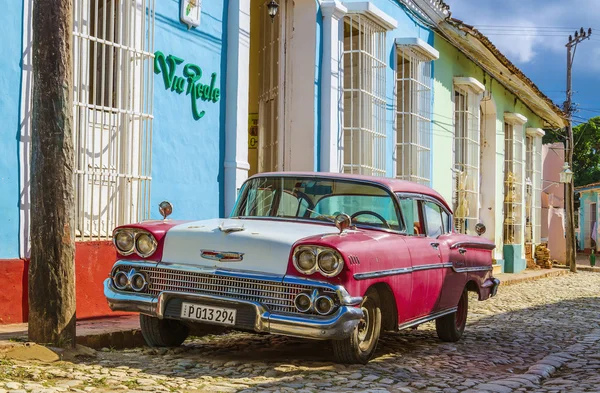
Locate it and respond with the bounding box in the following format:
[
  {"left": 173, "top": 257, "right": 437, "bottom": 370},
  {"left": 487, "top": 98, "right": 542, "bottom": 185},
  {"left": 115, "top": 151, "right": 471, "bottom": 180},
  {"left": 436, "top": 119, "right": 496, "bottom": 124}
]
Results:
[
  {"left": 453, "top": 86, "right": 480, "bottom": 234},
  {"left": 395, "top": 44, "right": 434, "bottom": 185},
  {"left": 72, "top": 0, "right": 155, "bottom": 239},
  {"left": 342, "top": 14, "right": 387, "bottom": 176}
]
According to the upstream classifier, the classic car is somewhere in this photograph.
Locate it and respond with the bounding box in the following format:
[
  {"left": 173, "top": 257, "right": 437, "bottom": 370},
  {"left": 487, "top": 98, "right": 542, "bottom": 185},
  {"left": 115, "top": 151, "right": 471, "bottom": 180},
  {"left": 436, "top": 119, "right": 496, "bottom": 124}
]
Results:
[{"left": 104, "top": 172, "right": 500, "bottom": 364}]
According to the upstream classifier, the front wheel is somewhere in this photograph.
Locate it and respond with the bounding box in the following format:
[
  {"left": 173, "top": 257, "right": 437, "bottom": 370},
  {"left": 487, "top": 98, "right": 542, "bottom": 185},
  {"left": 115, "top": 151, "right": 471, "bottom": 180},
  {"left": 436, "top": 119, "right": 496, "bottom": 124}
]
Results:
[
  {"left": 332, "top": 290, "right": 381, "bottom": 364},
  {"left": 140, "top": 314, "right": 190, "bottom": 347},
  {"left": 435, "top": 289, "right": 468, "bottom": 342}
]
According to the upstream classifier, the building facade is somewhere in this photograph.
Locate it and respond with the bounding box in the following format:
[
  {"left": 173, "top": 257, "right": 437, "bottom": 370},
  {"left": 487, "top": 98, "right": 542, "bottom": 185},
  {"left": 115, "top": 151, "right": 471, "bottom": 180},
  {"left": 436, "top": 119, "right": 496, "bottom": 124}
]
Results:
[
  {"left": 0, "top": 0, "right": 567, "bottom": 324},
  {"left": 577, "top": 183, "right": 600, "bottom": 253}
]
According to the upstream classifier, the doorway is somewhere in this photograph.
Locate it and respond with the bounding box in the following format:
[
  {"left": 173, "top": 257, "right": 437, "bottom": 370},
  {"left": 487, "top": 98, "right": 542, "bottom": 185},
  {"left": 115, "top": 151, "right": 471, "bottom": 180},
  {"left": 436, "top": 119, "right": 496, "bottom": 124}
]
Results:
[{"left": 247, "top": 0, "right": 317, "bottom": 176}]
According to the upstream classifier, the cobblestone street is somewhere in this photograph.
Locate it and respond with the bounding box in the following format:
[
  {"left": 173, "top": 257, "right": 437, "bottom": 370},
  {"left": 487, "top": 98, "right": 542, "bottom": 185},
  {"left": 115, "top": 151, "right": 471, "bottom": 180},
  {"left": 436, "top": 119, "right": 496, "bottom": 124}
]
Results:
[{"left": 1, "top": 272, "right": 599, "bottom": 393}]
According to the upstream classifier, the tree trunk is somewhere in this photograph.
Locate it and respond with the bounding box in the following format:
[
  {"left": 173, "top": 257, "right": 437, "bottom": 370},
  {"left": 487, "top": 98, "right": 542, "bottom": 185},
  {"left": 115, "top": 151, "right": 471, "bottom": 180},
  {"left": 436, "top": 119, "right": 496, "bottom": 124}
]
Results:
[{"left": 29, "top": 0, "right": 76, "bottom": 347}]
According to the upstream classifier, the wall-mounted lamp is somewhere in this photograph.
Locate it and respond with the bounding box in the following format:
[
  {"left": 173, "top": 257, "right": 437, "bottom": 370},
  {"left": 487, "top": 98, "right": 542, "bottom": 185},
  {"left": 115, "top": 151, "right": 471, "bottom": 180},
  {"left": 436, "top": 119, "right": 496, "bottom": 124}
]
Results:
[
  {"left": 267, "top": 0, "right": 279, "bottom": 22},
  {"left": 542, "top": 162, "right": 574, "bottom": 192},
  {"left": 559, "top": 162, "right": 573, "bottom": 184}
]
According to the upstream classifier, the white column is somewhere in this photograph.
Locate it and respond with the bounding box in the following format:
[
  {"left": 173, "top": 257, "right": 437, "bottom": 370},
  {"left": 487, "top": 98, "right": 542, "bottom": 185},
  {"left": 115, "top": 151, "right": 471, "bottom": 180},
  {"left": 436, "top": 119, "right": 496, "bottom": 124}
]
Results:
[
  {"left": 527, "top": 127, "right": 545, "bottom": 244},
  {"left": 320, "top": 1, "right": 347, "bottom": 172},
  {"left": 224, "top": 0, "right": 251, "bottom": 216}
]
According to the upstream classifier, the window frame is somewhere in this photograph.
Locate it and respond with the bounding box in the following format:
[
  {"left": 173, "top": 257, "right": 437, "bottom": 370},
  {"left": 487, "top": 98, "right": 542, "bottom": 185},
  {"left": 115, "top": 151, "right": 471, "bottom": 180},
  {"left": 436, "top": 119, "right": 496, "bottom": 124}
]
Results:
[
  {"left": 395, "top": 44, "right": 434, "bottom": 185},
  {"left": 342, "top": 13, "right": 388, "bottom": 177},
  {"left": 396, "top": 192, "right": 453, "bottom": 237},
  {"left": 452, "top": 85, "right": 481, "bottom": 235},
  {"left": 73, "top": 0, "right": 155, "bottom": 240}
]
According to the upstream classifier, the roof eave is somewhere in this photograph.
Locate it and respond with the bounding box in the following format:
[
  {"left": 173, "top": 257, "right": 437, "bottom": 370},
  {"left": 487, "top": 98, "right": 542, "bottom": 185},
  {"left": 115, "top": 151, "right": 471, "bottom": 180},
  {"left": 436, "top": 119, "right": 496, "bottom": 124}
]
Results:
[{"left": 437, "top": 22, "right": 568, "bottom": 128}]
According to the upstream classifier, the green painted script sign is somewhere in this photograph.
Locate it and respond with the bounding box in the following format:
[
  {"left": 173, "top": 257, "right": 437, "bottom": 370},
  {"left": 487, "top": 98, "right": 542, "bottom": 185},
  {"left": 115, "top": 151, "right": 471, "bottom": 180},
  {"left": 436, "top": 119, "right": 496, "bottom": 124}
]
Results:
[{"left": 154, "top": 51, "right": 221, "bottom": 120}]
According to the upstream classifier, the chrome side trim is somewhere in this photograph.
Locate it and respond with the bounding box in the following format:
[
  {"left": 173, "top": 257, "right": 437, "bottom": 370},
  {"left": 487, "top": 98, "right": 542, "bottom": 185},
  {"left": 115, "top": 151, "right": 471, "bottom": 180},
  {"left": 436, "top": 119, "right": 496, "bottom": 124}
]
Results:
[
  {"left": 353, "top": 262, "right": 493, "bottom": 280},
  {"left": 354, "top": 267, "right": 412, "bottom": 280},
  {"left": 412, "top": 263, "right": 445, "bottom": 272},
  {"left": 397, "top": 307, "right": 458, "bottom": 330},
  {"left": 452, "top": 265, "right": 493, "bottom": 273},
  {"left": 354, "top": 262, "right": 451, "bottom": 280}
]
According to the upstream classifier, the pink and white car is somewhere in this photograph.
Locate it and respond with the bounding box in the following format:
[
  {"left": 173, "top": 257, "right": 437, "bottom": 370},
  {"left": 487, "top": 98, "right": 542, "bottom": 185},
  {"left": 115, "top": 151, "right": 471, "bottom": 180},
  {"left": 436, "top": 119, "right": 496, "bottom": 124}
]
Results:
[{"left": 105, "top": 172, "right": 499, "bottom": 364}]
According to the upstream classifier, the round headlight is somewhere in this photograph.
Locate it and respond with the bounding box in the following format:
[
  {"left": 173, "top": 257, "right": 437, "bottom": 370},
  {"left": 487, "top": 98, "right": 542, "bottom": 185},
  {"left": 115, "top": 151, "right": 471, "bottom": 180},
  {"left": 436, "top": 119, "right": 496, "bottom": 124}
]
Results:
[
  {"left": 135, "top": 233, "right": 157, "bottom": 257},
  {"left": 130, "top": 272, "right": 147, "bottom": 292},
  {"left": 114, "top": 230, "right": 135, "bottom": 255},
  {"left": 113, "top": 271, "right": 129, "bottom": 290},
  {"left": 315, "top": 295, "right": 335, "bottom": 315},
  {"left": 294, "top": 248, "right": 317, "bottom": 274},
  {"left": 318, "top": 250, "right": 342, "bottom": 276}
]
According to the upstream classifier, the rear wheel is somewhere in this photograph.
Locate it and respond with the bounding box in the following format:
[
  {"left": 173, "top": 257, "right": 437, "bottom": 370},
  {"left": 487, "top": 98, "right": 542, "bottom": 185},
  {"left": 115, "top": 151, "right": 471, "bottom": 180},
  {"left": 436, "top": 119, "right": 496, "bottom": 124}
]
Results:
[
  {"left": 140, "top": 314, "right": 190, "bottom": 347},
  {"left": 435, "top": 289, "right": 468, "bottom": 342},
  {"left": 332, "top": 290, "right": 381, "bottom": 364}
]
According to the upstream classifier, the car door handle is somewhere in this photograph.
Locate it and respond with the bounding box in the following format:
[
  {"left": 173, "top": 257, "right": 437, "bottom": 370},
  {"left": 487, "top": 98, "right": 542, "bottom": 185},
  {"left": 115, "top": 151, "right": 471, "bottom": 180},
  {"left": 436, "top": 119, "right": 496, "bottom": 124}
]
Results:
[
  {"left": 458, "top": 247, "right": 467, "bottom": 255},
  {"left": 430, "top": 242, "right": 439, "bottom": 250}
]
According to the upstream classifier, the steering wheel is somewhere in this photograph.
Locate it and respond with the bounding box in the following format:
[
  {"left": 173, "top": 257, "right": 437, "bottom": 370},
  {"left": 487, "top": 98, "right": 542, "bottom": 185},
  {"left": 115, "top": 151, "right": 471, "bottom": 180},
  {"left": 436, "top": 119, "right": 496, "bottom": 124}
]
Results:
[{"left": 350, "top": 211, "right": 390, "bottom": 229}]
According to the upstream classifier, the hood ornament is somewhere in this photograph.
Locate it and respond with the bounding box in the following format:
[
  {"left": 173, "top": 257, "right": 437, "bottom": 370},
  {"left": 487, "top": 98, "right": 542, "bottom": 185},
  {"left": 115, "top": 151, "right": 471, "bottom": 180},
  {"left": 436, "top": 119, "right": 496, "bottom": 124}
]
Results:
[
  {"left": 334, "top": 213, "right": 352, "bottom": 234},
  {"left": 218, "top": 221, "right": 245, "bottom": 233},
  {"left": 201, "top": 250, "right": 244, "bottom": 262}
]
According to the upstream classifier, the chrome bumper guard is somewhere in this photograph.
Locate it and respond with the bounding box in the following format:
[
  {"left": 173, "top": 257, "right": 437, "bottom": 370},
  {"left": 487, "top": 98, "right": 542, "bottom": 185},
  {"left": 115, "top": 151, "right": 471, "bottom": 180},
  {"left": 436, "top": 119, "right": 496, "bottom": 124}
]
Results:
[
  {"left": 104, "top": 271, "right": 364, "bottom": 340},
  {"left": 490, "top": 278, "right": 500, "bottom": 297}
]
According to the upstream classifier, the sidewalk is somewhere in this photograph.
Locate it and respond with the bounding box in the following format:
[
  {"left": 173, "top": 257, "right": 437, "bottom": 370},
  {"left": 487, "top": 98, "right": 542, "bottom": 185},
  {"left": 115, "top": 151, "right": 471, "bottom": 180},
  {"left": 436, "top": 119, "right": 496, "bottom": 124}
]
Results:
[{"left": 0, "top": 315, "right": 143, "bottom": 352}]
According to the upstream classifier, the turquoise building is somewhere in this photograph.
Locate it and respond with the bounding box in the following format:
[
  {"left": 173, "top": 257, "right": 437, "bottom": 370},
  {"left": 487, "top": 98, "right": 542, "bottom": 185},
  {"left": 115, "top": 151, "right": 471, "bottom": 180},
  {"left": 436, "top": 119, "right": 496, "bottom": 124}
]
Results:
[{"left": 576, "top": 183, "right": 600, "bottom": 253}]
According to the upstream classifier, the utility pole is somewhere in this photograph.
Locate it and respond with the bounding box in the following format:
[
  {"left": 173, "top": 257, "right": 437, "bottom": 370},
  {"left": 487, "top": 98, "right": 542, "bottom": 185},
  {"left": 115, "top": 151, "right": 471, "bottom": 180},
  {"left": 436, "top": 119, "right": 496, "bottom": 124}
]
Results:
[
  {"left": 29, "top": 0, "right": 76, "bottom": 347},
  {"left": 564, "top": 27, "right": 592, "bottom": 273}
]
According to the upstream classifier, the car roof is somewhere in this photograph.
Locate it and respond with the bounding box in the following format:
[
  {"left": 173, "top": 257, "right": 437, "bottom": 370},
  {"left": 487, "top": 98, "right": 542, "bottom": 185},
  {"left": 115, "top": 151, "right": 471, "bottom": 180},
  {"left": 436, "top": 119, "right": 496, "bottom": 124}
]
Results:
[{"left": 247, "top": 172, "right": 452, "bottom": 212}]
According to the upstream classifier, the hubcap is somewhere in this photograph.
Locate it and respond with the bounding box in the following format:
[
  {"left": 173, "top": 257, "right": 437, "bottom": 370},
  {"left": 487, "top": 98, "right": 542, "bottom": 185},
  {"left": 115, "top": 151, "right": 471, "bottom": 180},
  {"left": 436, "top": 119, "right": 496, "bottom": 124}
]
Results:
[{"left": 357, "top": 306, "right": 369, "bottom": 342}]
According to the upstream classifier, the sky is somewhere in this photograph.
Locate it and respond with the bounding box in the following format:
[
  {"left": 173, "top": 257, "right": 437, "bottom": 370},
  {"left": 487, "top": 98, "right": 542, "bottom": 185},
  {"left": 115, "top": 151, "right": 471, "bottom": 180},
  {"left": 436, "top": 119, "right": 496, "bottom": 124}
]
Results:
[{"left": 447, "top": 0, "right": 600, "bottom": 125}]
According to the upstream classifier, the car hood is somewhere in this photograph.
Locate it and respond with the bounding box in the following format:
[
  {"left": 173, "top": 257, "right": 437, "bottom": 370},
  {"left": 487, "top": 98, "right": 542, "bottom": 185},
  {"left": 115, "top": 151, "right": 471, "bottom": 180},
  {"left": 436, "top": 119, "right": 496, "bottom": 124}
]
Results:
[{"left": 161, "top": 218, "right": 340, "bottom": 275}]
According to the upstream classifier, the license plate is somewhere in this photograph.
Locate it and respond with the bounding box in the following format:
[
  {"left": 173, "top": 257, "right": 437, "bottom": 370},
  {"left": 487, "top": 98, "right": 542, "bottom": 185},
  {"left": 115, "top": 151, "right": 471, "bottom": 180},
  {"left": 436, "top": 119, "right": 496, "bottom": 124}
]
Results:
[{"left": 180, "top": 302, "right": 236, "bottom": 325}]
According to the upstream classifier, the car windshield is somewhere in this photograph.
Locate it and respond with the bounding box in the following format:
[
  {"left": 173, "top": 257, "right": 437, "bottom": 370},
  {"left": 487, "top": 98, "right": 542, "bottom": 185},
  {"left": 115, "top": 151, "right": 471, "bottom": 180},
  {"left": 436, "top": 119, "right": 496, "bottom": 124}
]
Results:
[{"left": 232, "top": 176, "right": 404, "bottom": 232}]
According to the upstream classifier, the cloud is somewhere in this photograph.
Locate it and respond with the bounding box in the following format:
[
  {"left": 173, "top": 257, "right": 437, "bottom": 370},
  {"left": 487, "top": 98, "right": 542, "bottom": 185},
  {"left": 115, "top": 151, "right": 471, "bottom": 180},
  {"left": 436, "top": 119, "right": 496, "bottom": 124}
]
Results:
[{"left": 447, "top": 0, "right": 598, "bottom": 66}]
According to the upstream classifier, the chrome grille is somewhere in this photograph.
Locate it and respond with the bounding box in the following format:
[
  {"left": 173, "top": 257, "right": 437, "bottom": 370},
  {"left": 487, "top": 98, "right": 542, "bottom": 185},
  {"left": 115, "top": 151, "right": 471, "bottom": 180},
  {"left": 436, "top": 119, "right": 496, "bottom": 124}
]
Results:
[{"left": 126, "top": 265, "right": 336, "bottom": 314}]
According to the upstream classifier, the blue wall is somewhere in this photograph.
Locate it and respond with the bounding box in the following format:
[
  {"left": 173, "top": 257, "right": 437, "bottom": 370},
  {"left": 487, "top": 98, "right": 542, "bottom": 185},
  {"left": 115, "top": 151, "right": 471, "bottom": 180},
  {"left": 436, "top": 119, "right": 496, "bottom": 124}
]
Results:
[
  {"left": 0, "top": 0, "right": 24, "bottom": 259},
  {"left": 150, "top": 0, "right": 228, "bottom": 221}
]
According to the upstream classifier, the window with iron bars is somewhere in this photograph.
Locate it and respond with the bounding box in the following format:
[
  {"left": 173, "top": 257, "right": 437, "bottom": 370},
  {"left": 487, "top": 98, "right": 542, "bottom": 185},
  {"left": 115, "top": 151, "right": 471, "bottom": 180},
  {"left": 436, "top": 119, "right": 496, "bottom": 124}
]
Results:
[
  {"left": 395, "top": 47, "right": 432, "bottom": 185},
  {"left": 73, "top": 0, "right": 155, "bottom": 239},
  {"left": 342, "top": 14, "right": 387, "bottom": 176},
  {"left": 504, "top": 122, "right": 524, "bottom": 244},
  {"left": 453, "top": 87, "right": 480, "bottom": 234}
]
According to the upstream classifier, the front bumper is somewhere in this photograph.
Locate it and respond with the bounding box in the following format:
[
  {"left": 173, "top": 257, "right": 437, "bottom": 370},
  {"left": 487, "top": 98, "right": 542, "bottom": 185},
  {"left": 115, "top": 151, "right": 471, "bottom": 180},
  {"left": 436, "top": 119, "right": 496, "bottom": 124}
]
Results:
[{"left": 104, "top": 275, "right": 364, "bottom": 340}]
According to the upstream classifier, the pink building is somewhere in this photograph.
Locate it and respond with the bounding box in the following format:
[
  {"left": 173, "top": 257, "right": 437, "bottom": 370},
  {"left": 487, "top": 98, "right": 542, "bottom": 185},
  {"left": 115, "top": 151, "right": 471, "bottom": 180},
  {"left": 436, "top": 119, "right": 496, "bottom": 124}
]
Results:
[{"left": 541, "top": 142, "right": 566, "bottom": 264}]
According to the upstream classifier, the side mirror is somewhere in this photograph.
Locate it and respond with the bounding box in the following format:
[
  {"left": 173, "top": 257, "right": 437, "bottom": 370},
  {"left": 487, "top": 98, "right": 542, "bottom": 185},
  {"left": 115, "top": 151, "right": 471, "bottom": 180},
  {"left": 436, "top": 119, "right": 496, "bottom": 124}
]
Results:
[
  {"left": 475, "top": 223, "right": 486, "bottom": 236},
  {"left": 159, "top": 201, "right": 173, "bottom": 220}
]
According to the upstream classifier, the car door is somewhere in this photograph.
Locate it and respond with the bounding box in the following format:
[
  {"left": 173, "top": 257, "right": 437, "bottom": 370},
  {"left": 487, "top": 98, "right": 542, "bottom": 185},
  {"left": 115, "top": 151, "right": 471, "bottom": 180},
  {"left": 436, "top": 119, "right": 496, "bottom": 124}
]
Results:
[
  {"left": 434, "top": 206, "right": 468, "bottom": 311},
  {"left": 398, "top": 196, "right": 443, "bottom": 319}
]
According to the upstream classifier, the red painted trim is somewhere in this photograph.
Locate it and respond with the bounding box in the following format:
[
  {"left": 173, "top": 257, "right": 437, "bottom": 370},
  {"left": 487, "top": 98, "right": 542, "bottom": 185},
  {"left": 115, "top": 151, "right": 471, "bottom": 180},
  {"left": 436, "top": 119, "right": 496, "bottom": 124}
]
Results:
[
  {"left": 0, "top": 241, "right": 129, "bottom": 325},
  {"left": 0, "top": 259, "right": 28, "bottom": 324}
]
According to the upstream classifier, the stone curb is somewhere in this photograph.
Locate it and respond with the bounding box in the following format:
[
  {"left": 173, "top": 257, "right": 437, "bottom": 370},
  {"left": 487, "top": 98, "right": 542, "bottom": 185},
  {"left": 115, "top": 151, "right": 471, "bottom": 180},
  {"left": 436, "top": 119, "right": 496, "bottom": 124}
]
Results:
[
  {"left": 553, "top": 264, "right": 600, "bottom": 273},
  {"left": 467, "top": 331, "right": 600, "bottom": 393},
  {"left": 75, "top": 328, "right": 145, "bottom": 350},
  {"left": 498, "top": 269, "right": 569, "bottom": 287}
]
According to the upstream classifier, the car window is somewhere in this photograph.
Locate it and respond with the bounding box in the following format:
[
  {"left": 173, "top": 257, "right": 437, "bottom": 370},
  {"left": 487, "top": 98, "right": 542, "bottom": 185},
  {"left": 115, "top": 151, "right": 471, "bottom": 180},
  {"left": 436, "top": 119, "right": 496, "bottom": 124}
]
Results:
[
  {"left": 398, "top": 198, "right": 423, "bottom": 236},
  {"left": 276, "top": 191, "right": 302, "bottom": 217},
  {"left": 424, "top": 201, "right": 443, "bottom": 238},
  {"left": 314, "top": 195, "right": 400, "bottom": 231},
  {"left": 233, "top": 176, "right": 405, "bottom": 232},
  {"left": 441, "top": 210, "right": 450, "bottom": 233}
]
